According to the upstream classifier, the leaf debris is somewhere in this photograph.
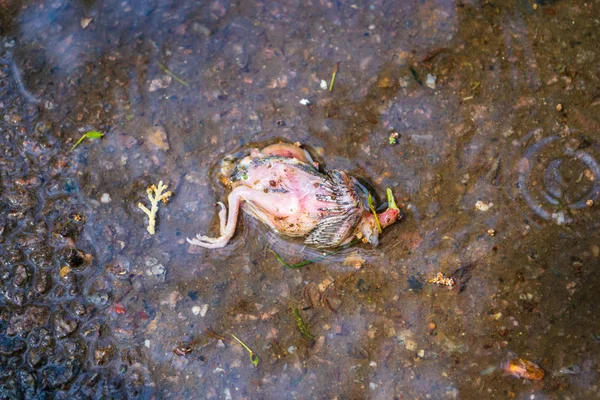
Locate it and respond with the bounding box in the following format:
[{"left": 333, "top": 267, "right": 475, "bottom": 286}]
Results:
[
  {"left": 409, "top": 66, "right": 423, "bottom": 85},
  {"left": 293, "top": 307, "right": 313, "bottom": 339},
  {"left": 427, "top": 272, "right": 455, "bottom": 286}
]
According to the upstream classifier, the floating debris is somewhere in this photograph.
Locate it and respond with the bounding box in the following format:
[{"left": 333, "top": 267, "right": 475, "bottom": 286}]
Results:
[
  {"left": 428, "top": 272, "right": 455, "bottom": 287},
  {"left": 389, "top": 132, "right": 399, "bottom": 145},
  {"left": 299, "top": 98, "right": 311, "bottom": 106},
  {"left": 70, "top": 130, "right": 104, "bottom": 151},
  {"left": 137, "top": 181, "right": 173, "bottom": 235},
  {"left": 504, "top": 358, "right": 545, "bottom": 380},
  {"left": 5, "top": 51, "right": 41, "bottom": 104}
]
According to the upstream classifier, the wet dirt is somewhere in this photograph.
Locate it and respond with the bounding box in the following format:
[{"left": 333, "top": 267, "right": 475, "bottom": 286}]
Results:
[{"left": 1, "top": 0, "right": 600, "bottom": 398}]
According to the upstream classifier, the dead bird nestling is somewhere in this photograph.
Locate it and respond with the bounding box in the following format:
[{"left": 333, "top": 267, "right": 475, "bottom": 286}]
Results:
[{"left": 187, "top": 142, "right": 401, "bottom": 249}]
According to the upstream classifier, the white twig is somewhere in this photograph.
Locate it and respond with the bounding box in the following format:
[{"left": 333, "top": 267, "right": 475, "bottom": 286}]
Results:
[{"left": 137, "top": 180, "right": 173, "bottom": 235}]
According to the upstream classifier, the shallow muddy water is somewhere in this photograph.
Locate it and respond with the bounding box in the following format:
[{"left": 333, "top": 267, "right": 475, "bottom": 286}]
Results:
[{"left": 1, "top": 0, "right": 599, "bottom": 398}]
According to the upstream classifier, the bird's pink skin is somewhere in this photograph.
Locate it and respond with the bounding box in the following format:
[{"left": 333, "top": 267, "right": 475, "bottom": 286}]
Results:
[{"left": 187, "top": 143, "right": 400, "bottom": 249}]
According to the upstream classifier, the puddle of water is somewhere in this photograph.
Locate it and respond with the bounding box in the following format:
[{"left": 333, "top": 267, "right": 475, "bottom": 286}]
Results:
[{"left": 1, "top": 0, "right": 600, "bottom": 398}]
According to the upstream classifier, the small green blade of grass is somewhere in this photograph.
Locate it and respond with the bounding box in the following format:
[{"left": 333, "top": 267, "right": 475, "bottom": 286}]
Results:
[
  {"left": 270, "top": 250, "right": 316, "bottom": 269},
  {"left": 293, "top": 308, "right": 313, "bottom": 339},
  {"left": 329, "top": 61, "right": 340, "bottom": 92},
  {"left": 231, "top": 334, "right": 259, "bottom": 368},
  {"left": 368, "top": 193, "right": 382, "bottom": 234},
  {"left": 70, "top": 130, "right": 104, "bottom": 151},
  {"left": 158, "top": 62, "right": 190, "bottom": 87},
  {"left": 270, "top": 239, "right": 361, "bottom": 269}
]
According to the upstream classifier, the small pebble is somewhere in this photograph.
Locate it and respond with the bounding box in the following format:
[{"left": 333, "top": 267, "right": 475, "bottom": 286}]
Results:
[
  {"left": 80, "top": 17, "right": 93, "bottom": 29},
  {"left": 475, "top": 200, "right": 493, "bottom": 211},
  {"left": 100, "top": 193, "right": 111, "bottom": 203},
  {"left": 586, "top": 199, "right": 594, "bottom": 207},
  {"left": 418, "top": 349, "right": 425, "bottom": 358},
  {"left": 428, "top": 322, "right": 436, "bottom": 331},
  {"left": 405, "top": 339, "right": 417, "bottom": 351},
  {"left": 320, "top": 80, "right": 328, "bottom": 90},
  {"left": 425, "top": 74, "right": 437, "bottom": 89},
  {"left": 556, "top": 103, "right": 563, "bottom": 111},
  {"left": 144, "top": 340, "right": 150, "bottom": 348},
  {"left": 192, "top": 306, "right": 201, "bottom": 315},
  {"left": 146, "top": 257, "right": 166, "bottom": 276},
  {"left": 487, "top": 228, "right": 496, "bottom": 236},
  {"left": 552, "top": 211, "right": 566, "bottom": 225},
  {"left": 151, "top": 264, "right": 166, "bottom": 276},
  {"left": 299, "top": 98, "right": 311, "bottom": 106},
  {"left": 199, "top": 304, "right": 208, "bottom": 317}
]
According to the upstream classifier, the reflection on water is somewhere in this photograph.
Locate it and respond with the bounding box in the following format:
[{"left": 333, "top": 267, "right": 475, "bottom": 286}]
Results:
[{"left": 1, "top": 0, "right": 599, "bottom": 398}]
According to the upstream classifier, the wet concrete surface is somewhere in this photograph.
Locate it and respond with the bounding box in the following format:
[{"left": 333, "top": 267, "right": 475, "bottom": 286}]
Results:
[{"left": 1, "top": 0, "right": 600, "bottom": 398}]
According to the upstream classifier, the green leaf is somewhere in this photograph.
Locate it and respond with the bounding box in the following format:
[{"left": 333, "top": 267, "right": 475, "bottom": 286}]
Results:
[
  {"left": 293, "top": 308, "right": 313, "bottom": 339},
  {"left": 84, "top": 130, "right": 104, "bottom": 139},
  {"left": 386, "top": 188, "right": 399, "bottom": 210},
  {"left": 71, "top": 130, "right": 104, "bottom": 151}
]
